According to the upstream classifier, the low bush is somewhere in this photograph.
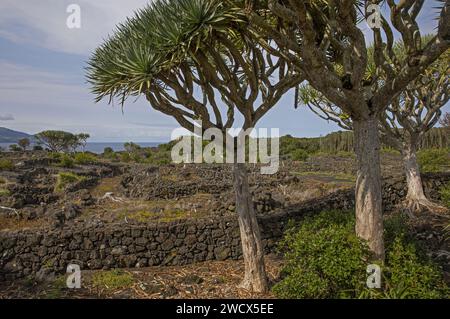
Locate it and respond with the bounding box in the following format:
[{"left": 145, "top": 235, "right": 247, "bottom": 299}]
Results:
[
  {"left": 73, "top": 152, "right": 98, "bottom": 165},
  {"left": 273, "top": 210, "right": 449, "bottom": 299},
  {"left": 55, "top": 172, "right": 85, "bottom": 192},
  {"left": 290, "top": 149, "right": 309, "bottom": 162},
  {"left": 120, "top": 152, "right": 132, "bottom": 163},
  {"left": 0, "top": 159, "right": 13, "bottom": 171},
  {"left": 58, "top": 154, "right": 75, "bottom": 168},
  {"left": 9, "top": 144, "right": 21, "bottom": 152},
  {"left": 417, "top": 148, "right": 449, "bottom": 173},
  {"left": 272, "top": 211, "right": 369, "bottom": 298}
]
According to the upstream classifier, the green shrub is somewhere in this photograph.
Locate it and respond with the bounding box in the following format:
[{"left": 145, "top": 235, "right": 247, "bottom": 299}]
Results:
[
  {"left": 290, "top": 149, "right": 309, "bottom": 161},
  {"left": 120, "top": 152, "right": 132, "bottom": 163},
  {"left": 58, "top": 154, "right": 75, "bottom": 168},
  {"left": 73, "top": 152, "right": 97, "bottom": 165},
  {"left": 417, "top": 148, "right": 449, "bottom": 173},
  {"left": 439, "top": 182, "right": 450, "bottom": 208},
  {"left": 33, "top": 145, "right": 44, "bottom": 151},
  {"left": 9, "top": 144, "right": 21, "bottom": 152},
  {"left": 272, "top": 211, "right": 370, "bottom": 299},
  {"left": 55, "top": 172, "right": 85, "bottom": 192},
  {"left": 385, "top": 236, "right": 448, "bottom": 298},
  {"left": 273, "top": 210, "right": 449, "bottom": 299},
  {"left": 0, "top": 159, "right": 13, "bottom": 171},
  {"left": 0, "top": 188, "right": 10, "bottom": 197}
]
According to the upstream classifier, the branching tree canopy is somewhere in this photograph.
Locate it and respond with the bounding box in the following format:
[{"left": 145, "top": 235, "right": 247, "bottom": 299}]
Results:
[
  {"left": 380, "top": 50, "right": 449, "bottom": 213},
  {"left": 35, "top": 131, "right": 90, "bottom": 153},
  {"left": 300, "top": 47, "right": 449, "bottom": 214},
  {"left": 246, "top": 0, "right": 450, "bottom": 260},
  {"left": 86, "top": 0, "right": 303, "bottom": 292}
]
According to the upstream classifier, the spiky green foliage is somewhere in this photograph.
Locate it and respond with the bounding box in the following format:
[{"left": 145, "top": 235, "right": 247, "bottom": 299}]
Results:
[{"left": 87, "top": 0, "right": 247, "bottom": 105}]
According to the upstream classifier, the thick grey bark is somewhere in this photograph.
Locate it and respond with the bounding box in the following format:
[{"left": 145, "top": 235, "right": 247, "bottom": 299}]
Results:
[
  {"left": 232, "top": 162, "right": 268, "bottom": 292},
  {"left": 353, "top": 117, "right": 385, "bottom": 261},
  {"left": 403, "top": 141, "right": 427, "bottom": 201},
  {"left": 401, "top": 138, "right": 446, "bottom": 213}
]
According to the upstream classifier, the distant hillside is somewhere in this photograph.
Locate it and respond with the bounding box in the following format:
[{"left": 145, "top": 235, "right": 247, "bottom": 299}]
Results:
[{"left": 0, "top": 127, "right": 35, "bottom": 143}]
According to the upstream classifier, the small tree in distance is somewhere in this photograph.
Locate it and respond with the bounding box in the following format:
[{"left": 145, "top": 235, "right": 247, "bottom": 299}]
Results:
[
  {"left": 18, "top": 138, "right": 30, "bottom": 151},
  {"left": 35, "top": 130, "right": 90, "bottom": 152}
]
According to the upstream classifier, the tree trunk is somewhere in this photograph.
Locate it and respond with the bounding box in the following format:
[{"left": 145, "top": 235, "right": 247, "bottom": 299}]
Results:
[
  {"left": 233, "top": 162, "right": 268, "bottom": 292},
  {"left": 353, "top": 117, "right": 385, "bottom": 261},
  {"left": 401, "top": 139, "right": 446, "bottom": 214}
]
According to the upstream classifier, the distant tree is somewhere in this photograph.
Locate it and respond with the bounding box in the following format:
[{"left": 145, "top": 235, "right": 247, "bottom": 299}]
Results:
[
  {"left": 35, "top": 130, "right": 90, "bottom": 152},
  {"left": 123, "top": 142, "right": 141, "bottom": 154},
  {"left": 441, "top": 112, "right": 450, "bottom": 136},
  {"left": 103, "top": 147, "right": 114, "bottom": 154},
  {"left": 76, "top": 133, "right": 90, "bottom": 151},
  {"left": 33, "top": 145, "right": 44, "bottom": 151},
  {"left": 379, "top": 50, "right": 449, "bottom": 213},
  {"left": 9, "top": 144, "right": 21, "bottom": 152},
  {"left": 18, "top": 138, "right": 30, "bottom": 151}
]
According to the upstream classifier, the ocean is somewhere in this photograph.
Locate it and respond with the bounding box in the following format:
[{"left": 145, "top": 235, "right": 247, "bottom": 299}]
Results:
[{"left": 0, "top": 142, "right": 162, "bottom": 154}]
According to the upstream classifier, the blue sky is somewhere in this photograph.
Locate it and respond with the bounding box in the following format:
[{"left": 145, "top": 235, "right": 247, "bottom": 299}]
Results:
[{"left": 0, "top": 1, "right": 448, "bottom": 142}]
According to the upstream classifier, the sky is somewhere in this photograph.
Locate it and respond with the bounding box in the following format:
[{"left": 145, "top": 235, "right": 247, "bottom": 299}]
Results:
[{"left": 0, "top": 1, "right": 448, "bottom": 142}]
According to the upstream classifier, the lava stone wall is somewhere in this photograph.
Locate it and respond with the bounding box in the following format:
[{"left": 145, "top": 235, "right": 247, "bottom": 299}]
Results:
[{"left": 0, "top": 173, "right": 448, "bottom": 281}]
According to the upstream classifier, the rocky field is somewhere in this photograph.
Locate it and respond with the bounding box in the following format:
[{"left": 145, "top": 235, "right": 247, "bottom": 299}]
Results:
[{"left": 0, "top": 150, "right": 449, "bottom": 298}]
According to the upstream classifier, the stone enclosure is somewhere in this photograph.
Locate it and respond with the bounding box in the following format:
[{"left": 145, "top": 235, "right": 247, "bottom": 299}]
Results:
[{"left": 0, "top": 172, "right": 448, "bottom": 282}]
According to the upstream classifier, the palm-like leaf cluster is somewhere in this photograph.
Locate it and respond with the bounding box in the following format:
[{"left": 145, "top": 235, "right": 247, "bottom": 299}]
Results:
[{"left": 87, "top": 0, "right": 247, "bottom": 105}]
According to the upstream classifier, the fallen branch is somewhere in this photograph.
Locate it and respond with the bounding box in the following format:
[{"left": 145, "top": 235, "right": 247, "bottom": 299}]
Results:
[
  {"left": 0, "top": 206, "right": 20, "bottom": 218},
  {"left": 100, "top": 192, "right": 125, "bottom": 203}
]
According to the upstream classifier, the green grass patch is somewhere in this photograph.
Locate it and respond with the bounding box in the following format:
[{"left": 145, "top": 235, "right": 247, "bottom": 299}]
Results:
[
  {"left": 293, "top": 170, "right": 355, "bottom": 182},
  {"left": 55, "top": 172, "right": 86, "bottom": 192},
  {"left": 44, "top": 275, "right": 68, "bottom": 299},
  {"left": 0, "top": 188, "right": 10, "bottom": 197},
  {"left": 417, "top": 148, "right": 449, "bottom": 173},
  {"left": 439, "top": 182, "right": 450, "bottom": 209},
  {"left": 92, "top": 269, "right": 134, "bottom": 290},
  {"left": 119, "top": 209, "right": 189, "bottom": 223}
]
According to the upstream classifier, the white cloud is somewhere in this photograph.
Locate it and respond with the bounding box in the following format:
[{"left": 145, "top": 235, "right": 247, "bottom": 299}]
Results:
[{"left": 0, "top": 0, "right": 151, "bottom": 55}]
